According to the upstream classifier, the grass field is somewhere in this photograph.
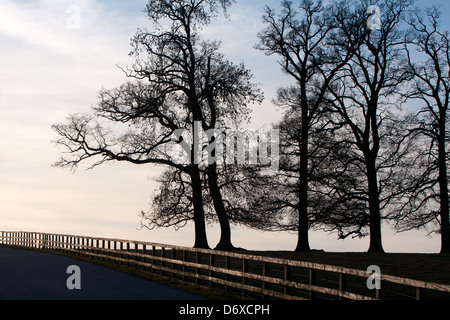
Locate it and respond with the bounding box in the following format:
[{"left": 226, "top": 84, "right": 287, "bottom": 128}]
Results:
[
  {"left": 243, "top": 251, "right": 450, "bottom": 285},
  {"left": 226, "top": 250, "right": 450, "bottom": 300},
  {"left": 136, "top": 249, "right": 450, "bottom": 300},
  {"left": 95, "top": 248, "right": 450, "bottom": 300}
]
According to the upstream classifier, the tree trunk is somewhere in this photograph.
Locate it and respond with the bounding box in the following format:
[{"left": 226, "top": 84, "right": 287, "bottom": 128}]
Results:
[
  {"left": 207, "top": 163, "right": 236, "bottom": 250},
  {"left": 438, "top": 124, "right": 450, "bottom": 254},
  {"left": 366, "top": 157, "right": 385, "bottom": 253},
  {"left": 190, "top": 165, "right": 210, "bottom": 249},
  {"left": 295, "top": 113, "right": 311, "bottom": 252}
]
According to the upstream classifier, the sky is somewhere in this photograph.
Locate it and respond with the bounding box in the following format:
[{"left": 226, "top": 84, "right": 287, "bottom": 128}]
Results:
[{"left": 0, "top": 0, "right": 449, "bottom": 254}]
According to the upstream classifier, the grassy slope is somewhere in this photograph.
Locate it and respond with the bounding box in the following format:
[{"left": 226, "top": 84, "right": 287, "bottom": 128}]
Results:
[{"left": 242, "top": 250, "right": 450, "bottom": 285}]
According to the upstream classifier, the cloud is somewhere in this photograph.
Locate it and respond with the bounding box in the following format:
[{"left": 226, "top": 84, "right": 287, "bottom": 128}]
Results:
[
  {"left": 0, "top": 0, "right": 149, "bottom": 116},
  {"left": 0, "top": 1, "right": 152, "bottom": 238},
  {"left": 0, "top": 0, "right": 79, "bottom": 53},
  {"left": 0, "top": 0, "right": 147, "bottom": 55}
]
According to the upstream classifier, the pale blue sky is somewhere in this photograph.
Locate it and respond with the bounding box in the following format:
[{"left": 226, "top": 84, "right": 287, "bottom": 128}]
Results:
[{"left": 0, "top": 0, "right": 448, "bottom": 253}]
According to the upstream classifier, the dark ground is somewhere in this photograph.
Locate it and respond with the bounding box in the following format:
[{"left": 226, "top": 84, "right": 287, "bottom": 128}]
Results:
[{"left": 0, "top": 246, "right": 206, "bottom": 300}]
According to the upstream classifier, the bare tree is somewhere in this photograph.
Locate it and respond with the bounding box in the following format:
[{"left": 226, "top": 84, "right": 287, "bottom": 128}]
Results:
[
  {"left": 140, "top": 167, "right": 215, "bottom": 232},
  {"left": 231, "top": 91, "right": 373, "bottom": 247},
  {"left": 395, "top": 7, "right": 450, "bottom": 253},
  {"left": 139, "top": 54, "right": 262, "bottom": 250},
  {"left": 326, "top": 0, "right": 413, "bottom": 253},
  {"left": 53, "top": 0, "right": 259, "bottom": 250},
  {"left": 255, "top": 0, "right": 358, "bottom": 251}
]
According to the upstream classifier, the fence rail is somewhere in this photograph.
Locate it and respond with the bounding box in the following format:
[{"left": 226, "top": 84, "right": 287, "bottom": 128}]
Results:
[{"left": 1, "top": 231, "right": 450, "bottom": 300}]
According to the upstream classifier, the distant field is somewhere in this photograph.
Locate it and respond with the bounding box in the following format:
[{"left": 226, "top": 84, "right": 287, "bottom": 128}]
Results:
[
  {"left": 243, "top": 251, "right": 450, "bottom": 285},
  {"left": 109, "top": 249, "right": 450, "bottom": 300},
  {"left": 235, "top": 250, "right": 450, "bottom": 300}
]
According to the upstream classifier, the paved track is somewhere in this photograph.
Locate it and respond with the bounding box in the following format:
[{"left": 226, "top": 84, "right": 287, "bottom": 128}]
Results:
[{"left": 0, "top": 246, "right": 205, "bottom": 300}]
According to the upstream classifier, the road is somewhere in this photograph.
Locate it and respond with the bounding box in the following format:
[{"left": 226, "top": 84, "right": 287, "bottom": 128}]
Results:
[{"left": 0, "top": 246, "right": 206, "bottom": 300}]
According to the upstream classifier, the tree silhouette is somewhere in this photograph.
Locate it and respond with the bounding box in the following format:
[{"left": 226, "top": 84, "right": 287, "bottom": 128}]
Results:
[
  {"left": 53, "top": 0, "right": 261, "bottom": 249},
  {"left": 394, "top": 7, "right": 450, "bottom": 254},
  {"left": 256, "top": 0, "right": 358, "bottom": 251},
  {"left": 325, "top": 0, "right": 413, "bottom": 253}
]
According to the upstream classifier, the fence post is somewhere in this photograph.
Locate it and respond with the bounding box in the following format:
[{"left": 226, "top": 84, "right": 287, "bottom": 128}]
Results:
[
  {"left": 284, "top": 265, "right": 291, "bottom": 296},
  {"left": 182, "top": 250, "right": 187, "bottom": 281},
  {"left": 195, "top": 252, "right": 201, "bottom": 286},
  {"left": 262, "top": 262, "right": 269, "bottom": 300},
  {"left": 134, "top": 243, "right": 139, "bottom": 269},
  {"left": 76, "top": 237, "right": 80, "bottom": 254},
  {"left": 171, "top": 249, "right": 176, "bottom": 278},
  {"left": 209, "top": 254, "right": 215, "bottom": 288},
  {"left": 81, "top": 238, "right": 85, "bottom": 256},
  {"left": 106, "top": 240, "right": 111, "bottom": 262},
  {"left": 96, "top": 239, "right": 101, "bottom": 259},
  {"left": 376, "top": 281, "right": 384, "bottom": 300},
  {"left": 416, "top": 287, "right": 425, "bottom": 300},
  {"left": 161, "top": 247, "right": 166, "bottom": 276},
  {"left": 152, "top": 246, "right": 156, "bottom": 274},
  {"left": 339, "top": 274, "right": 347, "bottom": 300},
  {"left": 225, "top": 256, "right": 231, "bottom": 292},
  {"left": 142, "top": 244, "right": 147, "bottom": 272},
  {"left": 242, "top": 259, "right": 249, "bottom": 297},
  {"left": 117, "top": 241, "right": 122, "bottom": 265},
  {"left": 309, "top": 269, "right": 316, "bottom": 300}
]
